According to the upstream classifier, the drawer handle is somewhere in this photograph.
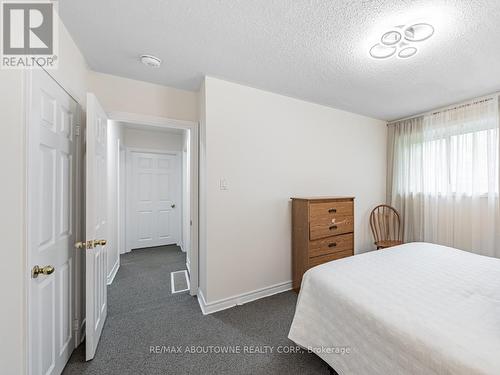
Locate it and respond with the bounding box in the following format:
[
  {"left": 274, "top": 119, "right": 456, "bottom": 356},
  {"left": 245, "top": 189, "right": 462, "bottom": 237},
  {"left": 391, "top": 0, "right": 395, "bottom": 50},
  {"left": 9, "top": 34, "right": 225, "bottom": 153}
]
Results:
[
  {"left": 328, "top": 208, "right": 337, "bottom": 213},
  {"left": 328, "top": 243, "right": 337, "bottom": 248},
  {"left": 329, "top": 225, "right": 338, "bottom": 230}
]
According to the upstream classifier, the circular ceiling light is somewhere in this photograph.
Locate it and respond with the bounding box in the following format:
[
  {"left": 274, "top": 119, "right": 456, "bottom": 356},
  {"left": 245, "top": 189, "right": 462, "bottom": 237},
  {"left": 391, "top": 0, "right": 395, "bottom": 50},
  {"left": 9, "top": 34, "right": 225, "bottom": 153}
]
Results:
[
  {"left": 140, "top": 54, "right": 162, "bottom": 68},
  {"left": 404, "top": 23, "right": 434, "bottom": 42},
  {"left": 369, "top": 22, "right": 434, "bottom": 60},
  {"left": 398, "top": 47, "right": 418, "bottom": 58},
  {"left": 381, "top": 31, "right": 402, "bottom": 46},
  {"left": 369, "top": 44, "right": 397, "bottom": 59}
]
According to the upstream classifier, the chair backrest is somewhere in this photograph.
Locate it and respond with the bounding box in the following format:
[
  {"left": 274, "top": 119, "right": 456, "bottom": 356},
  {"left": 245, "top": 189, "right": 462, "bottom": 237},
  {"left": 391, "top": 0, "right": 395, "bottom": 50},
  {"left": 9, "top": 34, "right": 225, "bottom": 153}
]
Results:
[{"left": 369, "top": 205, "right": 403, "bottom": 244}]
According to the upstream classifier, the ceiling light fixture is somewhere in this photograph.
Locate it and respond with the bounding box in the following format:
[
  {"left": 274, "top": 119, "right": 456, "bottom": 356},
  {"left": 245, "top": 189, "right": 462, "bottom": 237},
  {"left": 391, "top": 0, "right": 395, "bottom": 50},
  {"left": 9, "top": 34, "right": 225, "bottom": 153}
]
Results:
[
  {"left": 140, "top": 54, "right": 162, "bottom": 68},
  {"left": 398, "top": 47, "right": 418, "bottom": 59},
  {"left": 369, "top": 23, "right": 434, "bottom": 60},
  {"left": 404, "top": 23, "right": 434, "bottom": 42},
  {"left": 369, "top": 44, "right": 397, "bottom": 59},
  {"left": 381, "top": 30, "right": 402, "bottom": 45}
]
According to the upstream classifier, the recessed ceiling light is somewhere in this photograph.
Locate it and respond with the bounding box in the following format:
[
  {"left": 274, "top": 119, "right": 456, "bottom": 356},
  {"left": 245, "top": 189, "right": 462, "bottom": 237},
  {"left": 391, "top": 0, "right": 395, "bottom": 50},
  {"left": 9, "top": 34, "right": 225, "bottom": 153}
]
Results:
[
  {"left": 369, "top": 23, "right": 434, "bottom": 60},
  {"left": 140, "top": 54, "right": 162, "bottom": 68}
]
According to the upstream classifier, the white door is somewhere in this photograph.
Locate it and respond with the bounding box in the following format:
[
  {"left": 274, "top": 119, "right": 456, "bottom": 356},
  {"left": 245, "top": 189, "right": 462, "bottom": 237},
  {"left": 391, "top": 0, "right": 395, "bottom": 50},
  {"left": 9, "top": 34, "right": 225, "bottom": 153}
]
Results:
[
  {"left": 129, "top": 152, "right": 180, "bottom": 249},
  {"left": 84, "top": 94, "right": 108, "bottom": 361},
  {"left": 28, "top": 70, "right": 78, "bottom": 375}
]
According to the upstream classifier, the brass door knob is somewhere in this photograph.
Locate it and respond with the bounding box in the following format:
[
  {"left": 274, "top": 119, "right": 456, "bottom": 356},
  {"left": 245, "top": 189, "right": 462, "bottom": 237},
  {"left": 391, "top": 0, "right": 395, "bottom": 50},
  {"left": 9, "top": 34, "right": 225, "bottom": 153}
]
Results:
[
  {"left": 93, "top": 239, "right": 107, "bottom": 247},
  {"left": 75, "top": 241, "right": 86, "bottom": 249},
  {"left": 75, "top": 241, "right": 94, "bottom": 249},
  {"left": 32, "top": 265, "right": 55, "bottom": 278}
]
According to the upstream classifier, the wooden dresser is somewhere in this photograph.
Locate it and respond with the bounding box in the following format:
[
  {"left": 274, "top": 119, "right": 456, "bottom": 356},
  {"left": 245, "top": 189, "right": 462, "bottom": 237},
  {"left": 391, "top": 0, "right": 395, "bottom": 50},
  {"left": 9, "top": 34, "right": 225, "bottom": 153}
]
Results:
[{"left": 291, "top": 197, "right": 355, "bottom": 291}]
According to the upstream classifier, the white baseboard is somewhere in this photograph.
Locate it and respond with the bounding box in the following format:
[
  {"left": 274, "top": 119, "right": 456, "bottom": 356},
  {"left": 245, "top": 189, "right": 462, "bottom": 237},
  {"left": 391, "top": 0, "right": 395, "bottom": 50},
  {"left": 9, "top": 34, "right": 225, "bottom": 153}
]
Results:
[
  {"left": 186, "top": 258, "right": 191, "bottom": 275},
  {"left": 107, "top": 259, "right": 120, "bottom": 285},
  {"left": 197, "top": 280, "right": 292, "bottom": 315}
]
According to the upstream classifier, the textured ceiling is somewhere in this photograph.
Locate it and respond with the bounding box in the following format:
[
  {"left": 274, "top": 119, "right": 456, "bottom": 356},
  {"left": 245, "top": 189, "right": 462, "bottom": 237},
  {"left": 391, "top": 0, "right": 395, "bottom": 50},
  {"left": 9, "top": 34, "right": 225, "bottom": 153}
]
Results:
[{"left": 60, "top": 0, "right": 500, "bottom": 121}]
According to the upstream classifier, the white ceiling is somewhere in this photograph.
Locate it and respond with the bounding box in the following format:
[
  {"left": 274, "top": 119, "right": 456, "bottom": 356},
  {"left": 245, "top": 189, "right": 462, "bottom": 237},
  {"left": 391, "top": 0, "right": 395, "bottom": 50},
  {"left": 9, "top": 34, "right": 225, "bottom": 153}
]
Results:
[{"left": 60, "top": 0, "right": 500, "bottom": 121}]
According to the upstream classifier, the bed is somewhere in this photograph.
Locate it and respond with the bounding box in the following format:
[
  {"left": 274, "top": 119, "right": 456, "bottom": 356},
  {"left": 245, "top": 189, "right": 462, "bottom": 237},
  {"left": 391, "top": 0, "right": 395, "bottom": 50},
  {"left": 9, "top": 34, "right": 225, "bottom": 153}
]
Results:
[{"left": 288, "top": 242, "right": 500, "bottom": 375}]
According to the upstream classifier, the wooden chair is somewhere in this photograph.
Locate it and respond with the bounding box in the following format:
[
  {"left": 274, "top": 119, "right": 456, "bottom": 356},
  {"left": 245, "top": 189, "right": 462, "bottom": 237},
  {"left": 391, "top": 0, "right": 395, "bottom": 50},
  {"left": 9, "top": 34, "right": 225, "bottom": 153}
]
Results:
[{"left": 370, "top": 205, "right": 404, "bottom": 249}]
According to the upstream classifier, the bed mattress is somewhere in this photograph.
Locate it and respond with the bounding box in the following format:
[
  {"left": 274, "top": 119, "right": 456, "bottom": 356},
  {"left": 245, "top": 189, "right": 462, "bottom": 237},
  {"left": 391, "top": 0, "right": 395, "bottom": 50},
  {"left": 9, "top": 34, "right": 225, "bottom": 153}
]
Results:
[{"left": 288, "top": 242, "right": 500, "bottom": 375}]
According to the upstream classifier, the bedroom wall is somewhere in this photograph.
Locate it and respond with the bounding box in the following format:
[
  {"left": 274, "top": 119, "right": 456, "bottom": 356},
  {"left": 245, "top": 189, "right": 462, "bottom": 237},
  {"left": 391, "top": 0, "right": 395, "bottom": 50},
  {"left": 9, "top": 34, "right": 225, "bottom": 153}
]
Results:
[
  {"left": 46, "top": 11, "right": 88, "bottom": 106},
  {"left": 87, "top": 71, "right": 199, "bottom": 122},
  {"left": 201, "top": 76, "right": 387, "bottom": 304},
  {"left": 0, "top": 70, "right": 26, "bottom": 375}
]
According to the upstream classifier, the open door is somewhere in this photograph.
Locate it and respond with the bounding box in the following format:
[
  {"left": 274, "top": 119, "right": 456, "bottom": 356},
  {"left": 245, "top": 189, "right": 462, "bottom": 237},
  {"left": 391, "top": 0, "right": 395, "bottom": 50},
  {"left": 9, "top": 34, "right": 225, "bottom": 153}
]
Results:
[{"left": 82, "top": 93, "right": 108, "bottom": 360}]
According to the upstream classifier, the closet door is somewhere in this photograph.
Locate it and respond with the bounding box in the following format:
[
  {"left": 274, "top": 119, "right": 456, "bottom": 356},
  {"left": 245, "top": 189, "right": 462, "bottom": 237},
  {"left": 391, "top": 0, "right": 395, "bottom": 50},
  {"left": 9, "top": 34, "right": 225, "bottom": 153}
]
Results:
[
  {"left": 28, "top": 69, "right": 78, "bottom": 375},
  {"left": 130, "top": 152, "right": 180, "bottom": 250}
]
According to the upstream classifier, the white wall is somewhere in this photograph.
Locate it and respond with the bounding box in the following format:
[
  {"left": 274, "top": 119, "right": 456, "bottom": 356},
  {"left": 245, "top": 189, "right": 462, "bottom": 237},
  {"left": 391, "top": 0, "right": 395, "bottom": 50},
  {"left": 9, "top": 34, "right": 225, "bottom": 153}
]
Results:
[
  {"left": 123, "top": 128, "right": 183, "bottom": 151},
  {"left": 0, "top": 70, "right": 26, "bottom": 375},
  {"left": 201, "top": 77, "right": 387, "bottom": 303},
  {"left": 46, "top": 11, "right": 88, "bottom": 106},
  {"left": 87, "top": 71, "right": 198, "bottom": 122}
]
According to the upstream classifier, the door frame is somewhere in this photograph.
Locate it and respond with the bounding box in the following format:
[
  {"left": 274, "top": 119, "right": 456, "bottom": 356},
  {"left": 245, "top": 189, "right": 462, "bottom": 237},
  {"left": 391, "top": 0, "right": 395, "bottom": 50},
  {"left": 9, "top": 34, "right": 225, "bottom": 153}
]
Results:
[
  {"left": 125, "top": 148, "right": 182, "bottom": 252},
  {"left": 119, "top": 145, "right": 127, "bottom": 255},
  {"left": 108, "top": 112, "right": 200, "bottom": 296}
]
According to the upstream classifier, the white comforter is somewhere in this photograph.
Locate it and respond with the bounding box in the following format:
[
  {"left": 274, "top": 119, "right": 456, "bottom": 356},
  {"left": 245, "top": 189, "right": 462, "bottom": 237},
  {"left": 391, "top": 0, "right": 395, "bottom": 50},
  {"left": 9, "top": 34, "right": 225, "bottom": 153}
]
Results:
[{"left": 288, "top": 242, "right": 500, "bottom": 375}]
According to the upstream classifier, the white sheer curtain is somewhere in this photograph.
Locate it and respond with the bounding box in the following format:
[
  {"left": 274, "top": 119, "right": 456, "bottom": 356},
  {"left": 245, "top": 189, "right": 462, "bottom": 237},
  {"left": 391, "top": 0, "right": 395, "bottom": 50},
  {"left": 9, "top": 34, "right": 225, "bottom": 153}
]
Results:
[{"left": 388, "top": 96, "right": 500, "bottom": 257}]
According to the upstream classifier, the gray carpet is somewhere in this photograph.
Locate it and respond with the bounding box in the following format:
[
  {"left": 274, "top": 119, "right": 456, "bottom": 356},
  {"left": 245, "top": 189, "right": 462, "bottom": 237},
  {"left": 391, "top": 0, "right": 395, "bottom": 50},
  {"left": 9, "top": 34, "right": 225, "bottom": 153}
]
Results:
[{"left": 62, "top": 245, "right": 329, "bottom": 375}]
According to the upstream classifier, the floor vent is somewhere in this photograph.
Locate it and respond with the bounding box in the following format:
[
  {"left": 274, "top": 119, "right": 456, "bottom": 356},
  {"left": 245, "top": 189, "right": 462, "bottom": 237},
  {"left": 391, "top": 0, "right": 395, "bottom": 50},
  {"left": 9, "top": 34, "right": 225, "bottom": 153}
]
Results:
[{"left": 171, "top": 270, "right": 190, "bottom": 294}]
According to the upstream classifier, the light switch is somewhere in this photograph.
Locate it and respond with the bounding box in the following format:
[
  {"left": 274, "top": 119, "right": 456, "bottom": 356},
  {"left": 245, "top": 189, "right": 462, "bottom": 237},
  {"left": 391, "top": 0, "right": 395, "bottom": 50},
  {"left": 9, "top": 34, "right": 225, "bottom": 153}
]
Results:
[{"left": 219, "top": 178, "right": 228, "bottom": 190}]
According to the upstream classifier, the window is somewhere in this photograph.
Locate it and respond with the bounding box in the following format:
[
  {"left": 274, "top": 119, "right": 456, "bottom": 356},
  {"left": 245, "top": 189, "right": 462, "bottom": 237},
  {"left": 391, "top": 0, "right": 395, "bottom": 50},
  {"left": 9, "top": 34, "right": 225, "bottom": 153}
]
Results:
[{"left": 421, "top": 128, "right": 499, "bottom": 195}]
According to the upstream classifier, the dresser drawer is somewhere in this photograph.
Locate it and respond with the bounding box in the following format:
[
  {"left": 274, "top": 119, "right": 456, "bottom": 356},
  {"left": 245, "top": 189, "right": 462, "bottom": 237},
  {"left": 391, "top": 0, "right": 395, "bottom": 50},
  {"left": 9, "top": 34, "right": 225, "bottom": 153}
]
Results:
[
  {"left": 308, "top": 249, "right": 353, "bottom": 268},
  {"left": 310, "top": 201, "right": 353, "bottom": 220},
  {"left": 309, "top": 201, "right": 354, "bottom": 240},
  {"left": 310, "top": 215, "right": 354, "bottom": 240},
  {"left": 308, "top": 233, "right": 353, "bottom": 258}
]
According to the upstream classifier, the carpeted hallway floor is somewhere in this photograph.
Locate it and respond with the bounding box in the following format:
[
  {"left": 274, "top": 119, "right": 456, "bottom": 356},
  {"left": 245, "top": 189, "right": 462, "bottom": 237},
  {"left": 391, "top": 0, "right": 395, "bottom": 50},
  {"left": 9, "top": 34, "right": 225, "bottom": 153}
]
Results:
[{"left": 62, "top": 245, "right": 328, "bottom": 375}]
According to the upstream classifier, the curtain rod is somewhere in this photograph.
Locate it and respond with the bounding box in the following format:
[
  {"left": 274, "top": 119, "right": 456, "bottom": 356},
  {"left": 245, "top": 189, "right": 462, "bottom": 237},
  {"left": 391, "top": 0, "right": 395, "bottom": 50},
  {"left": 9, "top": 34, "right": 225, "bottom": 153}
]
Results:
[{"left": 387, "top": 91, "right": 500, "bottom": 125}]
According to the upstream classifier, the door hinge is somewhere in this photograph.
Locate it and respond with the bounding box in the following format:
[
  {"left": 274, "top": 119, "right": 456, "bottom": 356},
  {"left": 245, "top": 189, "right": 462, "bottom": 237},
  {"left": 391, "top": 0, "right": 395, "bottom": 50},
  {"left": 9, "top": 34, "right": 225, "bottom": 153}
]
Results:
[
  {"left": 75, "top": 125, "right": 81, "bottom": 136},
  {"left": 72, "top": 319, "right": 80, "bottom": 332}
]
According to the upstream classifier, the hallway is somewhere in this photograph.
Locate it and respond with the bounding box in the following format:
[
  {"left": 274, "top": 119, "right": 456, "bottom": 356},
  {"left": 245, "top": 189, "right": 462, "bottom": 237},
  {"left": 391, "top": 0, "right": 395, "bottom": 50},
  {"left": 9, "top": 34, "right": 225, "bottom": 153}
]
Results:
[{"left": 62, "top": 246, "right": 327, "bottom": 375}]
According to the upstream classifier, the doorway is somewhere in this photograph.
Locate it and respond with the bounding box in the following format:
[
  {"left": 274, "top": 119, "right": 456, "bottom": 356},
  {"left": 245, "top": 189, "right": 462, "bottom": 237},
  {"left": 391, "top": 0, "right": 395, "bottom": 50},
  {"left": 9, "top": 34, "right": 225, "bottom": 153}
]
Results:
[
  {"left": 128, "top": 150, "right": 181, "bottom": 249},
  {"left": 108, "top": 115, "right": 199, "bottom": 295},
  {"left": 25, "top": 81, "right": 200, "bottom": 371}
]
